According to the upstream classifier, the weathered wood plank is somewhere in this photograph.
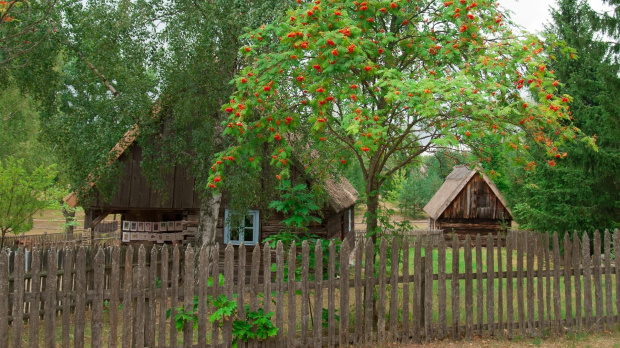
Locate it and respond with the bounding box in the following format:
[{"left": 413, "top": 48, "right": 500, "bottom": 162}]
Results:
[
  {"left": 475, "top": 235, "right": 483, "bottom": 337},
  {"left": 412, "top": 236, "right": 422, "bottom": 343},
  {"left": 486, "top": 234, "right": 494, "bottom": 337},
  {"left": 147, "top": 246, "right": 158, "bottom": 348},
  {"left": 75, "top": 247, "right": 87, "bottom": 348},
  {"left": 378, "top": 238, "right": 387, "bottom": 342},
  {"left": 425, "top": 237, "right": 433, "bottom": 341},
  {"left": 184, "top": 246, "right": 196, "bottom": 348},
  {"left": 62, "top": 248, "right": 73, "bottom": 348},
  {"left": 301, "top": 241, "right": 309, "bottom": 347},
  {"left": 582, "top": 233, "right": 592, "bottom": 330},
  {"left": 437, "top": 237, "right": 445, "bottom": 340},
  {"left": 109, "top": 247, "right": 121, "bottom": 348},
  {"left": 464, "top": 236, "right": 473, "bottom": 340},
  {"left": 250, "top": 244, "right": 261, "bottom": 348},
  {"left": 592, "top": 231, "right": 603, "bottom": 330},
  {"left": 44, "top": 248, "right": 57, "bottom": 348},
  {"left": 197, "top": 246, "right": 208, "bottom": 348},
  {"left": 536, "top": 235, "right": 545, "bottom": 336},
  {"left": 516, "top": 233, "right": 525, "bottom": 337},
  {"left": 159, "top": 245, "right": 169, "bottom": 348},
  {"left": 28, "top": 249, "right": 41, "bottom": 348},
  {"left": 573, "top": 232, "right": 582, "bottom": 331},
  {"left": 314, "top": 241, "right": 323, "bottom": 348},
  {"left": 223, "top": 245, "right": 233, "bottom": 347},
  {"left": 604, "top": 230, "right": 613, "bottom": 329},
  {"left": 237, "top": 244, "right": 246, "bottom": 328},
  {"left": 451, "top": 235, "right": 460, "bottom": 341},
  {"left": 526, "top": 234, "right": 535, "bottom": 337},
  {"left": 328, "top": 240, "right": 336, "bottom": 347},
  {"left": 134, "top": 247, "right": 146, "bottom": 348},
  {"left": 552, "top": 233, "right": 561, "bottom": 334},
  {"left": 288, "top": 243, "right": 297, "bottom": 348},
  {"left": 170, "top": 245, "right": 180, "bottom": 348},
  {"left": 364, "top": 239, "right": 374, "bottom": 343},
  {"left": 544, "top": 233, "right": 552, "bottom": 329},
  {"left": 92, "top": 249, "right": 105, "bottom": 348},
  {"left": 275, "top": 242, "right": 284, "bottom": 348},
  {"left": 340, "top": 241, "right": 350, "bottom": 347},
  {"left": 390, "top": 238, "right": 399, "bottom": 342},
  {"left": 563, "top": 234, "right": 573, "bottom": 332},
  {"left": 506, "top": 233, "right": 514, "bottom": 339},
  {"left": 497, "top": 235, "right": 504, "bottom": 338},
  {"left": 615, "top": 229, "right": 620, "bottom": 326},
  {"left": 12, "top": 249, "right": 24, "bottom": 348},
  {"left": 0, "top": 250, "right": 8, "bottom": 348}
]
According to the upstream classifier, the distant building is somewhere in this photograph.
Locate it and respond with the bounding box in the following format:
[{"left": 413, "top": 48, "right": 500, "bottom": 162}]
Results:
[{"left": 423, "top": 165, "right": 512, "bottom": 236}]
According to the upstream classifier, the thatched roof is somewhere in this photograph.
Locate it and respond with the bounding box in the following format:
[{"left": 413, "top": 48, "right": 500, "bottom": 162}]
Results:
[
  {"left": 423, "top": 165, "right": 511, "bottom": 220},
  {"left": 324, "top": 177, "right": 358, "bottom": 213},
  {"left": 65, "top": 124, "right": 358, "bottom": 212}
]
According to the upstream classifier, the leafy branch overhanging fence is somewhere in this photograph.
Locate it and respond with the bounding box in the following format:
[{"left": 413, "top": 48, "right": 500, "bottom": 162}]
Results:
[{"left": 1, "top": 229, "right": 619, "bottom": 347}]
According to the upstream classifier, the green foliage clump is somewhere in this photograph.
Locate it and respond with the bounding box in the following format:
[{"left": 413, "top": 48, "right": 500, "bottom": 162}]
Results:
[{"left": 268, "top": 180, "right": 322, "bottom": 231}]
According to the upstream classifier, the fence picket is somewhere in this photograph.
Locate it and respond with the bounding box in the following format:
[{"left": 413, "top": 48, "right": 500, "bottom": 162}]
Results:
[
  {"left": 425, "top": 237, "right": 433, "bottom": 342},
  {"left": 300, "top": 241, "right": 309, "bottom": 347},
  {"left": 506, "top": 233, "right": 514, "bottom": 339},
  {"left": 527, "top": 234, "right": 535, "bottom": 337},
  {"left": 44, "top": 248, "right": 57, "bottom": 348},
  {"left": 437, "top": 237, "right": 445, "bottom": 340},
  {"left": 0, "top": 250, "right": 8, "bottom": 348},
  {"left": 75, "top": 247, "right": 87, "bottom": 348},
  {"left": 159, "top": 245, "right": 169, "bottom": 348},
  {"left": 573, "top": 232, "right": 582, "bottom": 331},
  {"left": 516, "top": 233, "right": 525, "bottom": 337},
  {"left": 314, "top": 240, "right": 323, "bottom": 348},
  {"left": 328, "top": 240, "right": 336, "bottom": 347},
  {"left": 91, "top": 249, "right": 105, "bottom": 348},
  {"left": 170, "top": 245, "right": 180, "bottom": 348},
  {"left": 563, "top": 234, "right": 573, "bottom": 332},
  {"left": 402, "top": 238, "right": 411, "bottom": 342},
  {"left": 544, "top": 234, "right": 552, "bottom": 329},
  {"left": 275, "top": 242, "right": 284, "bottom": 348},
  {"left": 475, "top": 235, "right": 483, "bottom": 337},
  {"left": 552, "top": 233, "right": 561, "bottom": 334},
  {"left": 378, "top": 238, "right": 387, "bottom": 342},
  {"left": 593, "top": 231, "right": 603, "bottom": 331},
  {"left": 28, "top": 249, "right": 41, "bottom": 348},
  {"left": 134, "top": 247, "right": 146, "bottom": 348},
  {"left": 148, "top": 246, "right": 158, "bottom": 348},
  {"left": 464, "top": 236, "right": 473, "bottom": 339},
  {"left": 197, "top": 246, "right": 209, "bottom": 348},
  {"left": 262, "top": 242, "right": 272, "bottom": 347},
  {"left": 389, "top": 238, "right": 398, "bottom": 342},
  {"left": 536, "top": 235, "right": 545, "bottom": 336},
  {"left": 497, "top": 236, "right": 503, "bottom": 338},
  {"left": 62, "top": 248, "right": 73, "bottom": 348},
  {"left": 12, "top": 249, "right": 25, "bottom": 348},
  {"left": 184, "top": 246, "right": 196, "bottom": 348},
  {"left": 582, "top": 233, "right": 592, "bottom": 330},
  {"left": 288, "top": 243, "right": 297, "bottom": 348},
  {"left": 615, "top": 229, "right": 620, "bottom": 326},
  {"left": 451, "top": 235, "right": 460, "bottom": 341},
  {"left": 486, "top": 234, "right": 494, "bottom": 336},
  {"left": 109, "top": 247, "right": 120, "bottom": 348},
  {"left": 339, "top": 241, "right": 350, "bottom": 347},
  {"left": 238, "top": 244, "right": 246, "bottom": 331},
  {"left": 412, "top": 236, "right": 422, "bottom": 343},
  {"left": 250, "top": 244, "right": 261, "bottom": 348},
  {"left": 364, "top": 239, "right": 374, "bottom": 343},
  {"left": 222, "top": 245, "right": 233, "bottom": 347},
  {"left": 604, "top": 230, "right": 613, "bottom": 329}
]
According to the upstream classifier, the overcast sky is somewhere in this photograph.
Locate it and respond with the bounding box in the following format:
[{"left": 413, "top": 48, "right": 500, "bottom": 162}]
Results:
[{"left": 501, "top": 0, "right": 613, "bottom": 34}]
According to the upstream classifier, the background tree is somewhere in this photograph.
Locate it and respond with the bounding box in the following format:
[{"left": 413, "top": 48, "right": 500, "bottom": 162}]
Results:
[
  {"left": 510, "top": 0, "right": 620, "bottom": 235},
  {"left": 212, "top": 0, "right": 585, "bottom": 237},
  {"left": 0, "top": 157, "right": 57, "bottom": 248}
]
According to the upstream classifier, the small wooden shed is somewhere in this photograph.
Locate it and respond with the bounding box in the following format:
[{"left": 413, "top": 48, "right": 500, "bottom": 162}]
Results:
[{"left": 423, "top": 165, "right": 512, "bottom": 236}]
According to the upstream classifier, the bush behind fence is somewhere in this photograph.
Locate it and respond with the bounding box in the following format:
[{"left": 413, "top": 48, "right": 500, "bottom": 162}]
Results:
[{"left": 1, "top": 229, "right": 619, "bottom": 347}]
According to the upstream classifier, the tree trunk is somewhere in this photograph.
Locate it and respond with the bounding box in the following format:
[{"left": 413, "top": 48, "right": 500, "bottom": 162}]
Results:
[
  {"left": 195, "top": 192, "right": 222, "bottom": 275},
  {"left": 0, "top": 229, "right": 5, "bottom": 250},
  {"left": 365, "top": 179, "right": 381, "bottom": 243}
]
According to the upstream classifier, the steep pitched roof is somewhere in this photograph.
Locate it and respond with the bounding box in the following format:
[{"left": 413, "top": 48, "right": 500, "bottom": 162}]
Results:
[{"left": 423, "top": 165, "right": 511, "bottom": 220}]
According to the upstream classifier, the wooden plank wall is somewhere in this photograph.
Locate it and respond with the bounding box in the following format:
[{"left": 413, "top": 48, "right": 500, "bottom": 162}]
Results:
[
  {"left": 442, "top": 174, "right": 511, "bottom": 221},
  {"left": 2, "top": 230, "right": 619, "bottom": 347}
]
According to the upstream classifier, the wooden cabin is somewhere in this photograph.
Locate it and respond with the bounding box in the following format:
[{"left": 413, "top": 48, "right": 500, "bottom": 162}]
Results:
[
  {"left": 423, "top": 165, "right": 512, "bottom": 236},
  {"left": 65, "top": 128, "right": 358, "bottom": 246}
]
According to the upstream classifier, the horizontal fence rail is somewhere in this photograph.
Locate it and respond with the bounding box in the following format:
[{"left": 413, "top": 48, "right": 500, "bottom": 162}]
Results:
[{"left": 1, "top": 229, "right": 619, "bottom": 347}]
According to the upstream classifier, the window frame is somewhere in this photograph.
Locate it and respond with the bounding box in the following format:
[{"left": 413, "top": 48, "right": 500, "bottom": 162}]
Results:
[{"left": 223, "top": 209, "right": 260, "bottom": 245}]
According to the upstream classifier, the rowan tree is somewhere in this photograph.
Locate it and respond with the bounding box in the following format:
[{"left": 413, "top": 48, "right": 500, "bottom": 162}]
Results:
[{"left": 211, "top": 0, "right": 589, "bottom": 236}]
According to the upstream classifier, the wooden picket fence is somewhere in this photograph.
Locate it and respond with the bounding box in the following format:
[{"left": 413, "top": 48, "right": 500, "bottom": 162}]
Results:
[{"left": 1, "top": 229, "right": 619, "bottom": 347}]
